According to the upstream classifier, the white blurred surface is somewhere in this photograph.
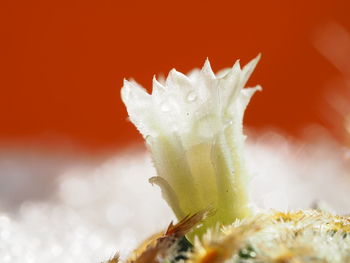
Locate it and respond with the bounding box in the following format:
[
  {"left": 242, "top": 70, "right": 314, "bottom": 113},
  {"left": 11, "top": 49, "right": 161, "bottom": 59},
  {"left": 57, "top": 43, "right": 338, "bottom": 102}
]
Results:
[{"left": 0, "top": 146, "right": 173, "bottom": 262}]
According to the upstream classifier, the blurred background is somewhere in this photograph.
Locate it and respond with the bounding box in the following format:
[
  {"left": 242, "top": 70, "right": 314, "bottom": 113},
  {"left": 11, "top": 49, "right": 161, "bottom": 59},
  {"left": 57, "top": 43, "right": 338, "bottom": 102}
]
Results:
[
  {"left": 1, "top": 0, "right": 350, "bottom": 152},
  {"left": 3, "top": 1, "right": 350, "bottom": 261}
]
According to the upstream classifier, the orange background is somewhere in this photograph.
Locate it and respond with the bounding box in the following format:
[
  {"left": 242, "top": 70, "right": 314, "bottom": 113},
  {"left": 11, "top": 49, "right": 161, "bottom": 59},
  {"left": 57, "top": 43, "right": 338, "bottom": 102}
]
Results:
[{"left": 0, "top": 0, "right": 349, "bottom": 152}]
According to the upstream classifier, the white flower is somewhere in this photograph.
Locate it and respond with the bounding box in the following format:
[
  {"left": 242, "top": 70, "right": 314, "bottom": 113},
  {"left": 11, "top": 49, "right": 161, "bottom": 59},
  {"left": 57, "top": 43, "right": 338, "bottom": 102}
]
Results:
[{"left": 121, "top": 55, "right": 262, "bottom": 238}]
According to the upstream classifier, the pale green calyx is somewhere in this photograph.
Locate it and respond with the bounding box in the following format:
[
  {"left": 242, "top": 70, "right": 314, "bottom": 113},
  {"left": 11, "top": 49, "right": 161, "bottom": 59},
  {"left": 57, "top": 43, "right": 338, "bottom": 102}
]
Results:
[{"left": 121, "top": 55, "right": 262, "bottom": 238}]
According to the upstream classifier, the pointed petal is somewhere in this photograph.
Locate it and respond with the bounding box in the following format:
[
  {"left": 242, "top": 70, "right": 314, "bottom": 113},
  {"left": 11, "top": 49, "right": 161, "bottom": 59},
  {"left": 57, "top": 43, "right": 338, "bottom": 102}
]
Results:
[
  {"left": 201, "top": 58, "right": 216, "bottom": 80},
  {"left": 152, "top": 75, "right": 165, "bottom": 96},
  {"left": 149, "top": 176, "right": 184, "bottom": 219},
  {"left": 232, "top": 59, "right": 241, "bottom": 71},
  {"left": 240, "top": 54, "right": 261, "bottom": 87},
  {"left": 220, "top": 69, "right": 241, "bottom": 111},
  {"left": 121, "top": 79, "right": 155, "bottom": 136},
  {"left": 168, "top": 68, "right": 192, "bottom": 88},
  {"left": 239, "top": 85, "right": 262, "bottom": 113},
  {"left": 121, "top": 79, "right": 150, "bottom": 105}
]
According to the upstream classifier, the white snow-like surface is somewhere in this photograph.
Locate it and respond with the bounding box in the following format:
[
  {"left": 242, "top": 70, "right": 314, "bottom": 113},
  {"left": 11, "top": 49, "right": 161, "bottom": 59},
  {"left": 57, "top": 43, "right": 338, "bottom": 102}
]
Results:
[
  {"left": 0, "top": 146, "right": 173, "bottom": 263},
  {"left": 0, "top": 132, "right": 350, "bottom": 263}
]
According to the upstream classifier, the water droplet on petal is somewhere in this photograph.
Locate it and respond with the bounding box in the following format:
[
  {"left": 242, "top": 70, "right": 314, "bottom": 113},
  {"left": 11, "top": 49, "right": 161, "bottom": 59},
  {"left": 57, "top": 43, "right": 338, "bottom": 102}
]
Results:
[{"left": 187, "top": 91, "right": 197, "bottom": 102}]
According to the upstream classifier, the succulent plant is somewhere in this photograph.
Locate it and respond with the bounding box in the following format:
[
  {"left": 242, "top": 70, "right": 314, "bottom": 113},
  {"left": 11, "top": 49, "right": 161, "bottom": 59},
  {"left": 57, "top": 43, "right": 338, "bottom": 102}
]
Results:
[
  {"left": 116, "top": 57, "right": 350, "bottom": 263},
  {"left": 121, "top": 56, "right": 261, "bottom": 238}
]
